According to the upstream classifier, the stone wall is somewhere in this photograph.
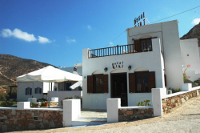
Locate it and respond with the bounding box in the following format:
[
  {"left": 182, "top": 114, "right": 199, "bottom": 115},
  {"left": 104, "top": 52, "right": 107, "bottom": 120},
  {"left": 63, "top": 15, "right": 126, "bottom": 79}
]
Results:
[
  {"left": 118, "top": 107, "right": 153, "bottom": 122},
  {"left": 162, "top": 88, "right": 200, "bottom": 114},
  {"left": 0, "top": 108, "right": 63, "bottom": 132}
]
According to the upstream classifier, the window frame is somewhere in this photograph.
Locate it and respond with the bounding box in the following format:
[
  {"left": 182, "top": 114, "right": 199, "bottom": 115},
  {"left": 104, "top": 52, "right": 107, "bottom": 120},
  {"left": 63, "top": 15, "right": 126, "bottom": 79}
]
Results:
[
  {"left": 93, "top": 74, "right": 104, "bottom": 93},
  {"left": 135, "top": 71, "right": 149, "bottom": 93}
]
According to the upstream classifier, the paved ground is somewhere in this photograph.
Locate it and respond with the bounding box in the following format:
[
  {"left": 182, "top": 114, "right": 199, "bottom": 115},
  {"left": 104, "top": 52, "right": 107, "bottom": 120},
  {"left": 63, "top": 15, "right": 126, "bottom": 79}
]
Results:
[{"left": 11, "top": 96, "right": 200, "bottom": 133}]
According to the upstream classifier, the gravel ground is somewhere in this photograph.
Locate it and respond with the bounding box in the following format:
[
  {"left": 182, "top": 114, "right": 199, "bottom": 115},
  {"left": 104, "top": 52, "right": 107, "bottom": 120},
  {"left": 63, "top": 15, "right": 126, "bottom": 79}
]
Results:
[{"left": 11, "top": 96, "right": 200, "bottom": 133}]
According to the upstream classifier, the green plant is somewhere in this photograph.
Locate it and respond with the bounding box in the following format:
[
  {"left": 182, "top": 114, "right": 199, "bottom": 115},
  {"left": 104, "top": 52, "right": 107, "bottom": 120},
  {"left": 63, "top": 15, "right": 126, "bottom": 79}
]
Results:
[
  {"left": 137, "top": 100, "right": 151, "bottom": 106},
  {"left": 0, "top": 101, "right": 16, "bottom": 107},
  {"left": 37, "top": 98, "right": 47, "bottom": 102},
  {"left": 183, "top": 64, "right": 191, "bottom": 82},
  {"left": 0, "top": 93, "right": 6, "bottom": 101},
  {"left": 169, "top": 88, "right": 182, "bottom": 93},
  {"left": 31, "top": 103, "right": 37, "bottom": 108},
  {"left": 74, "top": 95, "right": 81, "bottom": 99}
]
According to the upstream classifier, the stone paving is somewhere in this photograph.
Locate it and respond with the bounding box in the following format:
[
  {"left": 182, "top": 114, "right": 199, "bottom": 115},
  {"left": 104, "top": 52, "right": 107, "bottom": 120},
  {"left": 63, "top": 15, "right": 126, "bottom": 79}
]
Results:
[{"left": 71, "top": 109, "right": 107, "bottom": 127}]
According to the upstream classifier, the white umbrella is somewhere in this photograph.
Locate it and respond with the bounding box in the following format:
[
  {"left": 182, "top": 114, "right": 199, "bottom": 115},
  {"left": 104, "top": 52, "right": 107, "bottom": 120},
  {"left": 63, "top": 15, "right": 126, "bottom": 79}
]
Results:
[
  {"left": 70, "top": 81, "right": 82, "bottom": 89},
  {"left": 17, "top": 66, "right": 82, "bottom": 82}
]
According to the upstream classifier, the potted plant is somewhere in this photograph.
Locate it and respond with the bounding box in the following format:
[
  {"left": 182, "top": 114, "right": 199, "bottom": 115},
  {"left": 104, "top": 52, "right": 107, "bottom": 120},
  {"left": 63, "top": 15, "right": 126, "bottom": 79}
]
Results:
[{"left": 44, "top": 102, "right": 48, "bottom": 107}]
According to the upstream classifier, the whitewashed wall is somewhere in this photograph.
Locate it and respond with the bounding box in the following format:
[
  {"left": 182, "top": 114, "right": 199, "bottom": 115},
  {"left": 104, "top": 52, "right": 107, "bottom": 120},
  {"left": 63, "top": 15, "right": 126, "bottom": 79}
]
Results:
[
  {"left": 127, "top": 20, "right": 183, "bottom": 89},
  {"left": 82, "top": 38, "right": 165, "bottom": 109},
  {"left": 180, "top": 38, "right": 200, "bottom": 81},
  {"left": 17, "top": 81, "right": 55, "bottom": 101},
  {"left": 17, "top": 81, "right": 43, "bottom": 101}
]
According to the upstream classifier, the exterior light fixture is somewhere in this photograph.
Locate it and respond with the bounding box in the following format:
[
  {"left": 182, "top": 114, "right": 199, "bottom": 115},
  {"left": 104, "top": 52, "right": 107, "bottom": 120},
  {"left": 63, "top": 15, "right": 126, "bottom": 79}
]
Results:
[
  {"left": 73, "top": 66, "right": 77, "bottom": 71},
  {"left": 104, "top": 67, "right": 108, "bottom": 72},
  {"left": 128, "top": 65, "right": 131, "bottom": 70}
]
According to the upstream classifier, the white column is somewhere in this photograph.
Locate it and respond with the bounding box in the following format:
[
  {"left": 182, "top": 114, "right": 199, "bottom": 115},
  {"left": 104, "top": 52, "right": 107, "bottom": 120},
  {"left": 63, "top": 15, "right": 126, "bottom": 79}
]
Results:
[
  {"left": 17, "top": 102, "right": 30, "bottom": 109},
  {"left": 152, "top": 88, "right": 162, "bottom": 116},
  {"left": 107, "top": 98, "right": 121, "bottom": 123},
  {"left": 182, "top": 83, "right": 192, "bottom": 91},
  {"left": 63, "top": 99, "right": 81, "bottom": 127}
]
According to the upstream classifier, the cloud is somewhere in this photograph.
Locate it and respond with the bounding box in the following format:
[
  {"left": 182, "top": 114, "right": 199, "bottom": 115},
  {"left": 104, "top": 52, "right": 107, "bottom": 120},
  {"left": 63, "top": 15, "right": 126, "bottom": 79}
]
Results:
[
  {"left": 66, "top": 37, "right": 76, "bottom": 43},
  {"left": 1, "top": 29, "right": 12, "bottom": 37},
  {"left": 109, "top": 42, "right": 114, "bottom": 46},
  {"left": 192, "top": 18, "right": 200, "bottom": 25},
  {"left": 1, "top": 28, "right": 53, "bottom": 44},
  {"left": 1, "top": 28, "right": 37, "bottom": 42},
  {"left": 87, "top": 25, "right": 92, "bottom": 30},
  {"left": 38, "top": 36, "right": 52, "bottom": 44}
]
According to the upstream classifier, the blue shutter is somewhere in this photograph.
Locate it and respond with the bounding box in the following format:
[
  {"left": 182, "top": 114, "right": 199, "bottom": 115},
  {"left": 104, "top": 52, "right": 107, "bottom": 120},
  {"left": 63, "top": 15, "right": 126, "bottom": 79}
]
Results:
[
  {"left": 25, "top": 88, "right": 28, "bottom": 95},
  {"left": 30, "top": 88, "right": 32, "bottom": 95},
  {"left": 39, "top": 88, "right": 42, "bottom": 94},
  {"left": 35, "top": 88, "right": 37, "bottom": 94}
]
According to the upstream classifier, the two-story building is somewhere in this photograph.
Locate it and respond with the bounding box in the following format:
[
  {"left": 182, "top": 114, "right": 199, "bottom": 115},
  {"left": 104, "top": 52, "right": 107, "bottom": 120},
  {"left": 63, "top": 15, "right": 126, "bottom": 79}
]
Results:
[{"left": 82, "top": 20, "right": 200, "bottom": 109}]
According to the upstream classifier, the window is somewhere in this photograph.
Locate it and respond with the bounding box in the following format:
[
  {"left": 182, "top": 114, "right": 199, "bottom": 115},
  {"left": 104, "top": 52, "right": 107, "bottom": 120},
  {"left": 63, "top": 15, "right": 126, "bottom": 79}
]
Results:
[
  {"left": 87, "top": 74, "right": 108, "bottom": 93},
  {"left": 94, "top": 74, "right": 103, "bottom": 93},
  {"left": 140, "top": 39, "right": 152, "bottom": 52},
  {"left": 129, "top": 71, "right": 155, "bottom": 93},
  {"left": 25, "top": 87, "right": 32, "bottom": 95},
  {"left": 136, "top": 72, "right": 149, "bottom": 92},
  {"left": 35, "top": 87, "right": 42, "bottom": 94},
  {"left": 134, "top": 38, "right": 152, "bottom": 52}
]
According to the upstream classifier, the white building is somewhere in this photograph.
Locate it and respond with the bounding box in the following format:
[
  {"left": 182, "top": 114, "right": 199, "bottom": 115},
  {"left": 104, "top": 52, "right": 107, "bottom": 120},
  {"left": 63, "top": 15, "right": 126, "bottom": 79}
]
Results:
[
  {"left": 82, "top": 20, "right": 200, "bottom": 109},
  {"left": 17, "top": 66, "right": 82, "bottom": 103}
]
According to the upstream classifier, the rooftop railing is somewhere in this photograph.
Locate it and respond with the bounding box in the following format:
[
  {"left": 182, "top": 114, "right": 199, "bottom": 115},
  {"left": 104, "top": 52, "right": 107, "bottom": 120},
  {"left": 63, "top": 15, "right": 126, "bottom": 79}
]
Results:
[{"left": 88, "top": 44, "right": 137, "bottom": 58}]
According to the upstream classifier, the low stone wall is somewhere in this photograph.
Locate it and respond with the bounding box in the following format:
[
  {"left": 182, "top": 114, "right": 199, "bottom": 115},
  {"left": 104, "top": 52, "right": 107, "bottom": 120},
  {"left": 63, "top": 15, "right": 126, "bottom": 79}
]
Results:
[
  {"left": 118, "top": 107, "right": 153, "bottom": 122},
  {"left": 162, "top": 88, "right": 200, "bottom": 114},
  {"left": 0, "top": 108, "right": 63, "bottom": 132}
]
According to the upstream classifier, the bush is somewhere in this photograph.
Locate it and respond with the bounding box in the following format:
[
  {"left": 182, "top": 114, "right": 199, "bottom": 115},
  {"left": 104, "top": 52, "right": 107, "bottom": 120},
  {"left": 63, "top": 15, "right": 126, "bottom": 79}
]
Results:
[
  {"left": 137, "top": 100, "right": 151, "bottom": 106},
  {"left": 0, "top": 93, "right": 6, "bottom": 101},
  {"left": 37, "top": 98, "right": 47, "bottom": 102},
  {"left": 0, "top": 101, "right": 16, "bottom": 107}
]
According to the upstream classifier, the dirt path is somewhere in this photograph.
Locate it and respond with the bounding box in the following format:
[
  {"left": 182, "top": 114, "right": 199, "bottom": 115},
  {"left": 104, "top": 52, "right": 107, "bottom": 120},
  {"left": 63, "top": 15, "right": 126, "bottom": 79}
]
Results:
[{"left": 11, "top": 96, "right": 200, "bottom": 133}]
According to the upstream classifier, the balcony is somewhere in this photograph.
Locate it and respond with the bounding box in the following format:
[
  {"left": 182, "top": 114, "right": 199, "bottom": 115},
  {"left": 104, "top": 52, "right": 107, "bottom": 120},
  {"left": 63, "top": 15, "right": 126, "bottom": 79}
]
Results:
[{"left": 88, "top": 43, "right": 152, "bottom": 58}]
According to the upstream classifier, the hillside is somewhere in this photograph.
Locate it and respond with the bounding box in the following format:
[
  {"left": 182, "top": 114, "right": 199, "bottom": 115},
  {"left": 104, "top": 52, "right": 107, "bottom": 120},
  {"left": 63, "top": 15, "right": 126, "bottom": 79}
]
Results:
[
  {"left": 0, "top": 54, "right": 53, "bottom": 86},
  {"left": 181, "top": 23, "right": 200, "bottom": 46}
]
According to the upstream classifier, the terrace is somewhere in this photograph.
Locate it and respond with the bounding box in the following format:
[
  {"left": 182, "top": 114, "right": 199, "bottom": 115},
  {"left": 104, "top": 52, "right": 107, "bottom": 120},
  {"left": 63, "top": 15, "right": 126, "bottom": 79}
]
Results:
[{"left": 88, "top": 40, "right": 152, "bottom": 58}]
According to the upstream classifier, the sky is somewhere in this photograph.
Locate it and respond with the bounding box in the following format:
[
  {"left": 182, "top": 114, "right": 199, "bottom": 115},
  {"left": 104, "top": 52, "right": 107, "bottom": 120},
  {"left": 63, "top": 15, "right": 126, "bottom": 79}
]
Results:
[{"left": 0, "top": 0, "right": 200, "bottom": 68}]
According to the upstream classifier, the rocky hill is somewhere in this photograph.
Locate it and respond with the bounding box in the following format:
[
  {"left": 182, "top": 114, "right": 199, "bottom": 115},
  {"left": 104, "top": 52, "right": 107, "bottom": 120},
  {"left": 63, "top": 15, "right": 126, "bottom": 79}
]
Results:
[
  {"left": 0, "top": 54, "right": 53, "bottom": 86},
  {"left": 181, "top": 22, "right": 200, "bottom": 46}
]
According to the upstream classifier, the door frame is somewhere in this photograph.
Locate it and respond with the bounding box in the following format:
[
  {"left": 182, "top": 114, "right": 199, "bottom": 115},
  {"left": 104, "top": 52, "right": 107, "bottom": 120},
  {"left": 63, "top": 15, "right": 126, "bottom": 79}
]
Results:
[{"left": 110, "top": 72, "right": 128, "bottom": 106}]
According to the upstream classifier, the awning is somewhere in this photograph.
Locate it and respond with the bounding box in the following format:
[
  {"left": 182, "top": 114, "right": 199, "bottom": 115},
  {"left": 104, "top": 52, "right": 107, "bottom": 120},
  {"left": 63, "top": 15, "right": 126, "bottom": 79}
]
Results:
[
  {"left": 70, "top": 81, "right": 82, "bottom": 89},
  {"left": 17, "top": 66, "right": 82, "bottom": 82}
]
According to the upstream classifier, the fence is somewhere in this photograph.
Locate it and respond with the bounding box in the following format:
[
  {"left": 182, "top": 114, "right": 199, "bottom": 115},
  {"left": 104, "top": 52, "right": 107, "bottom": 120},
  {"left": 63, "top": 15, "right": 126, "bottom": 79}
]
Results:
[{"left": 0, "top": 99, "right": 81, "bottom": 132}]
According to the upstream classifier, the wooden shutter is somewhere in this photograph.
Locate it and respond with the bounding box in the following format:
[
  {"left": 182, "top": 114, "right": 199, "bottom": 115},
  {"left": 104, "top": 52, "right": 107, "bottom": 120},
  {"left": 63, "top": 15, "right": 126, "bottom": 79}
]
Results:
[
  {"left": 87, "top": 75, "right": 93, "bottom": 93},
  {"left": 40, "top": 88, "right": 42, "bottom": 94},
  {"left": 134, "top": 40, "right": 141, "bottom": 52},
  {"left": 129, "top": 73, "right": 136, "bottom": 93},
  {"left": 148, "top": 72, "right": 155, "bottom": 92},
  {"left": 103, "top": 75, "right": 108, "bottom": 93}
]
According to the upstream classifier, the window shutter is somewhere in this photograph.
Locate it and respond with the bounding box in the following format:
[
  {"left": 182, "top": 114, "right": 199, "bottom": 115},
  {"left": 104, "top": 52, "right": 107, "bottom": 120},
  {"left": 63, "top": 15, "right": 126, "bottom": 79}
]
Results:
[
  {"left": 148, "top": 71, "right": 155, "bottom": 92},
  {"left": 103, "top": 75, "right": 108, "bottom": 93},
  {"left": 30, "top": 88, "right": 32, "bottom": 95},
  {"left": 25, "top": 88, "right": 28, "bottom": 95},
  {"left": 35, "top": 88, "right": 37, "bottom": 94},
  {"left": 40, "top": 88, "right": 42, "bottom": 94},
  {"left": 87, "top": 75, "right": 93, "bottom": 93},
  {"left": 129, "top": 73, "right": 136, "bottom": 93},
  {"left": 134, "top": 40, "right": 141, "bottom": 52}
]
